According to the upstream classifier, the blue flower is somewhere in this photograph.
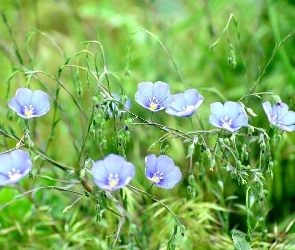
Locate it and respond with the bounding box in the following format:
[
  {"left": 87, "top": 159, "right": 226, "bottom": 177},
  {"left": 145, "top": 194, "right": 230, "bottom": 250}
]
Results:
[
  {"left": 8, "top": 88, "right": 50, "bottom": 119},
  {"left": 0, "top": 149, "right": 32, "bottom": 186},
  {"left": 135, "top": 81, "right": 174, "bottom": 112},
  {"left": 145, "top": 154, "right": 182, "bottom": 189},
  {"left": 165, "top": 89, "right": 204, "bottom": 117},
  {"left": 209, "top": 101, "right": 248, "bottom": 132},
  {"left": 91, "top": 154, "right": 135, "bottom": 191},
  {"left": 262, "top": 101, "right": 295, "bottom": 132},
  {"left": 104, "top": 93, "right": 131, "bottom": 118}
]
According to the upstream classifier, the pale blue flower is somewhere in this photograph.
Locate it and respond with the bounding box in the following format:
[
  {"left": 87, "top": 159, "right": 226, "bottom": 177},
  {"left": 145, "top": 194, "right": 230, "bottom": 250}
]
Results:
[
  {"left": 8, "top": 88, "right": 50, "bottom": 119},
  {"left": 263, "top": 101, "right": 295, "bottom": 132},
  {"left": 209, "top": 101, "right": 248, "bottom": 132},
  {"left": 135, "top": 81, "right": 174, "bottom": 112},
  {"left": 92, "top": 154, "right": 135, "bottom": 191},
  {"left": 165, "top": 89, "right": 204, "bottom": 117},
  {"left": 0, "top": 149, "right": 32, "bottom": 186},
  {"left": 145, "top": 154, "right": 182, "bottom": 189}
]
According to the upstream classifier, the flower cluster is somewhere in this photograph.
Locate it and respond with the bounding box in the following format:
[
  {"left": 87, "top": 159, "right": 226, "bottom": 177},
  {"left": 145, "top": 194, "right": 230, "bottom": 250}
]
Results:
[
  {"left": 91, "top": 153, "right": 182, "bottom": 191},
  {"left": 135, "top": 81, "right": 203, "bottom": 117},
  {"left": 4, "top": 83, "right": 295, "bottom": 195},
  {"left": 135, "top": 81, "right": 295, "bottom": 133}
]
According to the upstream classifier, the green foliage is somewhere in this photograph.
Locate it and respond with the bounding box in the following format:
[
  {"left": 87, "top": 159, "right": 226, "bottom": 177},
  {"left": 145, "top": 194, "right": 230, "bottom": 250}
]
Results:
[
  {"left": 1, "top": 0, "right": 295, "bottom": 249},
  {"left": 232, "top": 233, "right": 252, "bottom": 250}
]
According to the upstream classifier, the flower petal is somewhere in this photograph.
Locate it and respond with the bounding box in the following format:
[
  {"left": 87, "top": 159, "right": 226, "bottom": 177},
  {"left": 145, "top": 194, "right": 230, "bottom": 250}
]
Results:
[
  {"left": 172, "top": 106, "right": 196, "bottom": 117},
  {"left": 10, "top": 150, "right": 32, "bottom": 173},
  {"left": 209, "top": 114, "right": 223, "bottom": 129},
  {"left": 159, "top": 167, "right": 182, "bottom": 189},
  {"left": 262, "top": 101, "right": 273, "bottom": 123},
  {"left": 14, "top": 88, "right": 33, "bottom": 107},
  {"left": 280, "top": 111, "right": 295, "bottom": 125},
  {"left": 210, "top": 102, "right": 224, "bottom": 120},
  {"left": 31, "top": 90, "right": 50, "bottom": 116},
  {"left": 145, "top": 154, "right": 157, "bottom": 178},
  {"left": 0, "top": 153, "right": 14, "bottom": 176},
  {"left": 153, "top": 81, "right": 171, "bottom": 102},
  {"left": 277, "top": 102, "right": 289, "bottom": 118},
  {"left": 224, "top": 101, "right": 242, "bottom": 120},
  {"left": 231, "top": 112, "right": 248, "bottom": 128},
  {"left": 160, "top": 95, "right": 174, "bottom": 109},
  {"left": 165, "top": 106, "right": 178, "bottom": 116},
  {"left": 280, "top": 124, "right": 295, "bottom": 132},
  {"left": 0, "top": 150, "right": 32, "bottom": 186},
  {"left": 8, "top": 97, "right": 24, "bottom": 116},
  {"left": 135, "top": 82, "right": 154, "bottom": 108},
  {"left": 155, "top": 155, "right": 176, "bottom": 175},
  {"left": 170, "top": 93, "right": 186, "bottom": 111},
  {"left": 184, "top": 89, "right": 204, "bottom": 107}
]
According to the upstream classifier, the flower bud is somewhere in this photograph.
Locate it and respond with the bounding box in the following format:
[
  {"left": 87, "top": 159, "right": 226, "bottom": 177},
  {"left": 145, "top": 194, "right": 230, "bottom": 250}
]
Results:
[
  {"left": 248, "top": 125, "right": 254, "bottom": 135},
  {"left": 205, "top": 148, "right": 211, "bottom": 159},
  {"left": 187, "top": 185, "right": 192, "bottom": 194},
  {"left": 260, "top": 141, "right": 266, "bottom": 150},
  {"left": 272, "top": 94, "right": 282, "bottom": 104},
  {"left": 246, "top": 108, "right": 257, "bottom": 117},
  {"left": 188, "top": 174, "right": 196, "bottom": 186}
]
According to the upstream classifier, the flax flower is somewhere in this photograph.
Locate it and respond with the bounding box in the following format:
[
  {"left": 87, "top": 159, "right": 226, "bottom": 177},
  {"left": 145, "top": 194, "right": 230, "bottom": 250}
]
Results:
[{"left": 8, "top": 88, "right": 50, "bottom": 119}]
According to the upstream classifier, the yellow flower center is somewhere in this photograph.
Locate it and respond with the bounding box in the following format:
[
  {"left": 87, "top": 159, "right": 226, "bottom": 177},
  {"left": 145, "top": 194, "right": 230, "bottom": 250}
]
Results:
[
  {"left": 149, "top": 103, "right": 158, "bottom": 110},
  {"left": 151, "top": 175, "right": 160, "bottom": 183},
  {"left": 24, "top": 105, "right": 34, "bottom": 117},
  {"left": 108, "top": 173, "right": 119, "bottom": 187},
  {"left": 109, "top": 180, "right": 118, "bottom": 187},
  {"left": 150, "top": 171, "right": 164, "bottom": 184}
]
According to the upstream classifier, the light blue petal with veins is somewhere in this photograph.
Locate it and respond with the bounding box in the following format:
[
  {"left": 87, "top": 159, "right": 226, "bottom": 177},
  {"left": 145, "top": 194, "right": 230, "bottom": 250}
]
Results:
[
  {"left": 277, "top": 102, "right": 289, "bottom": 118},
  {"left": 232, "top": 112, "right": 248, "bottom": 128},
  {"left": 14, "top": 88, "right": 32, "bottom": 107},
  {"left": 31, "top": 90, "right": 50, "bottom": 116},
  {"left": 145, "top": 154, "right": 158, "bottom": 178},
  {"left": 209, "top": 115, "right": 223, "bottom": 129},
  {"left": 224, "top": 101, "right": 242, "bottom": 120},
  {"left": 262, "top": 102, "right": 272, "bottom": 123},
  {"left": 280, "top": 111, "right": 295, "bottom": 125},
  {"left": 210, "top": 102, "right": 224, "bottom": 120},
  {"left": 184, "top": 89, "right": 204, "bottom": 107},
  {"left": 153, "top": 81, "right": 171, "bottom": 102},
  {"left": 159, "top": 167, "right": 182, "bottom": 189},
  {"left": 135, "top": 82, "right": 154, "bottom": 108},
  {"left": 156, "top": 155, "right": 176, "bottom": 175}
]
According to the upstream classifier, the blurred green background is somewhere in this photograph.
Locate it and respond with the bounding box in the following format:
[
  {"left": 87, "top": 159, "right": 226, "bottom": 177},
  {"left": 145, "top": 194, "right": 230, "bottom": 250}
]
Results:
[{"left": 1, "top": 0, "right": 295, "bottom": 249}]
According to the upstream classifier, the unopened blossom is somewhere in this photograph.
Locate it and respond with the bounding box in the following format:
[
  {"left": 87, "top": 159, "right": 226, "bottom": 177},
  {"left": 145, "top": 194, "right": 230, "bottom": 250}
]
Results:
[
  {"left": 135, "top": 81, "right": 174, "bottom": 112},
  {"left": 209, "top": 101, "right": 248, "bottom": 132},
  {"left": 262, "top": 101, "right": 295, "bottom": 132},
  {"left": 8, "top": 88, "right": 50, "bottom": 119},
  {"left": 145, "top": 154, "right": 182, "bottom": 189},
  {"left": 91, "top": 154, "right": 135, "bottom": 191},
  {"left": 105, "top": 93, "right": 131, "bottom": 118},
  {"left": 165, "top": 89, "right": 204, "bottom": 117},
  {"left": 0, "top": 149, "right": 32, "bottom": 186}
]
